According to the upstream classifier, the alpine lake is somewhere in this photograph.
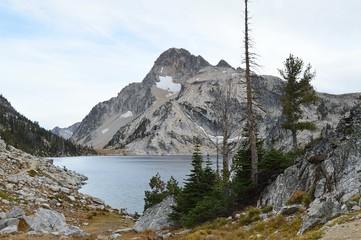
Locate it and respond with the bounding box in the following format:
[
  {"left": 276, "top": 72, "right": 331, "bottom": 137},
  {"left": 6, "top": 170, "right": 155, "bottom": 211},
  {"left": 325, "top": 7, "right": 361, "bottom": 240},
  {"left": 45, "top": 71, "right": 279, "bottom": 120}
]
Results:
[{"left": 53, "top": 155, "right": 218, "bottom": 214}]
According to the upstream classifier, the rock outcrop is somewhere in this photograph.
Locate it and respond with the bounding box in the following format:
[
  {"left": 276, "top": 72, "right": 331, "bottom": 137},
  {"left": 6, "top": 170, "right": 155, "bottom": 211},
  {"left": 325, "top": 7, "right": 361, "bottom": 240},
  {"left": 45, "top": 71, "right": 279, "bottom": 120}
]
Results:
[
  {"left": 0, "top": 207, "right": 87, "bottom": 237},
  {"left": 133, "top": 196, "right": 175, "bottom": 232},
  {"left": 71, "top": 48, "right": 361, "bottom": 155},
  {"left": 259, "top": 104, "right": 361, "bottom": 233},
  {"left": 0, "top": 137, "right": 116, "bottom": 237}
]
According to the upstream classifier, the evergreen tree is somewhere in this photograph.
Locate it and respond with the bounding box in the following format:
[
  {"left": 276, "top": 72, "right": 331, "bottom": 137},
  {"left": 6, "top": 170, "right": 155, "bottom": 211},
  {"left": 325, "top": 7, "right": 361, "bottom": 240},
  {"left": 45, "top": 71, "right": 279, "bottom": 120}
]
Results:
[
  {"left": 144, "top": 172, "right": 166, "bottom": 211},
  {"left": 171, "top": 138, "right": 217, "bottom": 226},
  {"left": 232, "top": 144, "right": 260, "bottom": 207},
  {"left": 258, "top": 148, "right": 294, "bottom": 185},
  {"left": 144, "top": 173, "right": 180, "bottom": 212},
  {"left": 279, "top": 54, "right": 318, "bottom": 149},
  {"left": 176, "top": 138, "right": 205, "bottom": 214},
  {"left": 166, "top": 176, "right": 181, "bottom": 196},
  {"left": 204, "top": 154, "right": 217, "bottom": 189}
]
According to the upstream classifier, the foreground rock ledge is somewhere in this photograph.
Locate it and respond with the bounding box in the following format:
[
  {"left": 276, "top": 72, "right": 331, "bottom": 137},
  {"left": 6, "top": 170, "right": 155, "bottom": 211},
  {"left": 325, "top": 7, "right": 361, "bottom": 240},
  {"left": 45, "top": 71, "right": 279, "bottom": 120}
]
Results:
[
  {"left": 0, "top": 207, "right": 87, "bottom": 237},
  {"left": 0, "top": 137, "right": 128, "bottom": 238}
]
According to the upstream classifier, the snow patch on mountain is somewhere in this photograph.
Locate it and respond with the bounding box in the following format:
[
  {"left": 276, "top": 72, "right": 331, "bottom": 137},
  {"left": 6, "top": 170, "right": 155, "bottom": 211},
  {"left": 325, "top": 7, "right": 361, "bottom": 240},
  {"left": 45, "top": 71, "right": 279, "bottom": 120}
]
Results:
[
  {"left": 157, "top": 76, "right": 181, "bottom": 95},
  {"left": 120, "top": 111, "right": 134, "bottom": 118},
  {"left": 102, "top": 128, "right": 109, "bottom": 134}
]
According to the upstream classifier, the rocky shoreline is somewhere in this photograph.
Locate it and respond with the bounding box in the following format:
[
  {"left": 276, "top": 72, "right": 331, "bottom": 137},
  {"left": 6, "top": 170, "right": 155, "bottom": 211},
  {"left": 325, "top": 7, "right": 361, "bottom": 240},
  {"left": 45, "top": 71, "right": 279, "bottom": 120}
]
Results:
[{"left": 0, "top": 137, "right": 132, "bottom": 238}]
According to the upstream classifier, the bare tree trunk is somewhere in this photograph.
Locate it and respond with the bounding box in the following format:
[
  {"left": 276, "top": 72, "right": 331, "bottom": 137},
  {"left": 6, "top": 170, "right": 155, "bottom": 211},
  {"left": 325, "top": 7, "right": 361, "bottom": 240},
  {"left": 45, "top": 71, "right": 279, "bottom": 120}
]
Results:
[
  {"left": 222, "top": 120, "right": 230, "bottom": 181},
  {"left": 216, "top": 135, "right": 220, "bottom": 178},
  {"left": 292, "top": 127, "right": 298, "bottom": 150},
  {"left": 244, "top": 0, "right": 259, "bottom": 184}
]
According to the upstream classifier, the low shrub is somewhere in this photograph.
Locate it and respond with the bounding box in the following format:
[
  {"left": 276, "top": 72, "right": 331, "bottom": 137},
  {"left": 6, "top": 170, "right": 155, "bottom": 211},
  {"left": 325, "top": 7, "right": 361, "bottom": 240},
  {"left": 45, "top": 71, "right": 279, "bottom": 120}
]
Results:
[
  {"left": 262, "top": 205, "right": 273, "bottom": 214},
  {"left": 286, "top": 191, "right": 312, "bottom": 207},
  {"left": 240, "top": 207, "right": 262, "bottom": 225},
  {"left": 0, "top": 189, "right": 11, "bottom": 200}
]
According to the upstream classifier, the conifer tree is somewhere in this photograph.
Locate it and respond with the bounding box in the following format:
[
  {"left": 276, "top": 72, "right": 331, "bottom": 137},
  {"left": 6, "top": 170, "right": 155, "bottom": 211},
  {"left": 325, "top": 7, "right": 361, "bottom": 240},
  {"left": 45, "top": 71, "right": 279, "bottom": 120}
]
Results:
[
  {"left": 176, "top": 138, "right": 205, "bottom": 214},
  {"left": 171, "top": 138, "right": 217, "bottom": 225},
  {"left": 144, "top": 173, "right": 180, "bottom": 211},
  {"left": 279, "top": 54, "right": 318, "bottom": 149},
  {"left": 143, "top": 172, "right": 166, "bottom": 211}
]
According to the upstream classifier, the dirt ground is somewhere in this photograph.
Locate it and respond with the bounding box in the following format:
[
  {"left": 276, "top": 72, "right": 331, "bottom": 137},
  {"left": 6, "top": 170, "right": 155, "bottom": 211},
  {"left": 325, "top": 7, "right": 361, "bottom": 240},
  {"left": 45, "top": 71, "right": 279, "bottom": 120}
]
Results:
[{"left": 321, "top": 214, "right": 361, "bottom": 240}]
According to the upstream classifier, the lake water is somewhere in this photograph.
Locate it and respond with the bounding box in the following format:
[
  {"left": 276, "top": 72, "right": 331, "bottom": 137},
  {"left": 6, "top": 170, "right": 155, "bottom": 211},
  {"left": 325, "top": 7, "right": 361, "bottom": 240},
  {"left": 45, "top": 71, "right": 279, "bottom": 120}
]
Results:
[{"left": 53, "top": 155, "right": 218, "bottom": 214}]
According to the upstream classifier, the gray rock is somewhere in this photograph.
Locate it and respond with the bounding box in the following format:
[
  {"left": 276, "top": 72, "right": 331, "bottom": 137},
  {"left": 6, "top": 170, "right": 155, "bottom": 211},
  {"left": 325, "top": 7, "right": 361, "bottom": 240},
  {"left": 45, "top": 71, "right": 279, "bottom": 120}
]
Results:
[
  {"left": 0, "top": 218, "right": 19, "bottom": 232},
  {"left": 25, "top": 208, "right": 87, "bottom": 236},
  {"left": 299, "top": 198, "right": 340, "bottom": 234},
  {"left": 175, "top": 229, "right": 192, "bottom": 235},
  {"left": 133, "top": 196, "right": 175, "bottom": 232},
  {"left": 27, "top": 230, "right": 40, "bottom": 237},
  {"left": 40, "top": 203, "right": 52, "bottom": 210},
  {"left": 0, "top": 138, "right": 6, "bottom": 149},
  {"left": 351, "top": 205, "right": 361, "bottom": 211},
  {"left": 111, "top": 233, "right": 121, "bottom": 239},
  {"left": 92, "top": 197, "right": 105, "bottom": 205},
  {"left": 60, "top": 187, "right": 70, "bottom": 194},
  {"left": 340, "top": 204, "right": 348, "bottom": 213},
  {"left": 277, "top": 204, "right": 304, "bottom": 215},
  {"left": 68, "top": 195, "right": 76, "bottom": 201},
  {"left": 6, "top": 206, "right": 25, "bottom": 218},
  {"left": 0, "top": 212, "right": 6, "bottom": 220},
  {"left": 0, "top": 225, "right": 17, "bottom": 235},
  {"left": 113, "top": 228, "right": 135, "bottom": 234}
]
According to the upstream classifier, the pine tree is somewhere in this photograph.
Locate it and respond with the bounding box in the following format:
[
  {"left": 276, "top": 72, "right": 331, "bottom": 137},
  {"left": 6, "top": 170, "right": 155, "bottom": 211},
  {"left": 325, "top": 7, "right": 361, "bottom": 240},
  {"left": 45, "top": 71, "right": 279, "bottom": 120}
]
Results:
[
  {"left": 279, "top": 54, "right": 318, "bottom": 149},
  {"left": 144, "top": 173, "right": 180, "bottom": 212},
  {"left": 143, "top": 172, "right": 166, "bottom": 211},
  {"left": 176, "top": 138, "right": 205, "bottom": 214},
  {"left": 166, "top": 176, "right": 181, "bottom": 196},
  {"left": 171, "top": 138, "right": 217, "bottom": 226}
]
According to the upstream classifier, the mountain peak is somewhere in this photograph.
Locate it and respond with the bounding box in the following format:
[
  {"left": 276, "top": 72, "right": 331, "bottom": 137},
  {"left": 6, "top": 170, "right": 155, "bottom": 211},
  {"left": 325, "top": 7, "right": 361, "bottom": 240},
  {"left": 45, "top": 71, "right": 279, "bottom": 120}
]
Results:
[
  {"left": 216, "top": 59, "right": 233, "bottom": 68},
  {"left": 154, "top": 48, "right": 210, "bottom": 74}
]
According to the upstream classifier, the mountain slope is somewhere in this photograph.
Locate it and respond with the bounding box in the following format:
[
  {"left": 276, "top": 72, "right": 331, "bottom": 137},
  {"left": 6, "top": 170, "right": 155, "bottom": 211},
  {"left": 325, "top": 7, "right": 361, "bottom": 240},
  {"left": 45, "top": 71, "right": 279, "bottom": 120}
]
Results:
[
  {"left": 0, "top": 95, "right": 94, "bottom": 157},
  {"left": 52, "top": 122, "right": 81, "bottom": 139},
  {"left": 71, "top": 48, "right": 210, "bottom": 149},
  {"left": 72, "top": 48, "right": 361, "bottom": 155}
]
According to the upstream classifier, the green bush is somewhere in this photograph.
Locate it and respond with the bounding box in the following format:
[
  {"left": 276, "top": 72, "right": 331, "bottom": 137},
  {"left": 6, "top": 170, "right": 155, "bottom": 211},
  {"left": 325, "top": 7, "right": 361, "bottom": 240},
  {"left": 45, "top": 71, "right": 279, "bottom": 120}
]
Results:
[
  {"left": 240, "top": 207, "right": 262, "bottom": 225},
  {"left": 0, "top": 190, "right": 11, "bottom": 200},
  {"left": 262, "top": 205, "right": 273, "bottom": 214},
  {"left": 182, "top": 186, "right": 235, "bottom": 228}
]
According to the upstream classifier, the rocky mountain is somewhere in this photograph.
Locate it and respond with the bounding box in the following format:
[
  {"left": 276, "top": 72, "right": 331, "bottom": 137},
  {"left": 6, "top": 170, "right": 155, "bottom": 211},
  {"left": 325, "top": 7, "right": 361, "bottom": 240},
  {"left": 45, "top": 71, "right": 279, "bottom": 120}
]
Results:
[
  {"left": 259, "top": 104, "right": 361, "bottom": 233},
  {"left": 52, "top": 122, "right": 81, "bottom": 140},
  {"left": 72, "top": 48, "right": 361, "bottom": 155},
  {"left": 0, "top": 95, "right": 94, "bottom": 157}
]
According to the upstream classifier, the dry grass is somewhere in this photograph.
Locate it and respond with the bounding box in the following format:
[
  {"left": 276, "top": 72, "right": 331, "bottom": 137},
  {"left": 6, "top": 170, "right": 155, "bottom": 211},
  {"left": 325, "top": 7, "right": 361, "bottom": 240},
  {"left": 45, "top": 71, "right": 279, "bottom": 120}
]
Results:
[
  {"left": 286, "top": 191, "right": 312, "bottom": 207},
  {"left": 172, "top": 213, "right": 305, "bottom": 240}
]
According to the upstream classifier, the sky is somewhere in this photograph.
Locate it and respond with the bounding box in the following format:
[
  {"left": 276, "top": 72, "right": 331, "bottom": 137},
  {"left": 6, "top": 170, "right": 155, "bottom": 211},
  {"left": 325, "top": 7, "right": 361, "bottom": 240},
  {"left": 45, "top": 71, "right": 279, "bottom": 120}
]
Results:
[{"left": 0, "top": 0, "right": 360, "bottom": 130}]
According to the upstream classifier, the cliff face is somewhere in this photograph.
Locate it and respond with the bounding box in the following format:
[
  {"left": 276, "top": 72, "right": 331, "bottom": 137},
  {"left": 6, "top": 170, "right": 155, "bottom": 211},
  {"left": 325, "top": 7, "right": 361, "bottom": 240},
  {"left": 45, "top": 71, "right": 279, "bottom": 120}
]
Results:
[
  {"left": 259, "top": 104, "right": 361, "bottom": 233},
  {"left": 71, "top": 48, "right": 361, "bottom": 155}
]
